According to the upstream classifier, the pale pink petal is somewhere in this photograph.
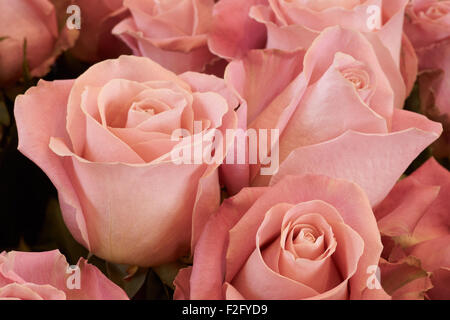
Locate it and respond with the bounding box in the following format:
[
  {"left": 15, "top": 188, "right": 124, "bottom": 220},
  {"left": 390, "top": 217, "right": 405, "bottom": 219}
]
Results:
[
  {"left": 268, "top": 120, "right": 442, "bottom": 207},
  {"left": 207, "top": 0, "right": 268, "bottom": 59},
  {"left": 49, "top": 138, "right": 210, "bottom": 266},
  {"left": 225, "top": 49, "right": 304, "bottom": 125},
  {"left": 0, "top": 283, "right": 64, "bottom": 300},
  {"left": 14, "top": 80, "right": 90, "bottom": 249},
  {"left": 65, "top": 259, "right": 128, "bottom": 300},
  {"left": 188, "top": 187, "right": 267, "bottom": 299},
  {"left": 427, "top": 267, "right": 450, "bottom": 300},
  {"left": 66, "top": 55, "right": 189, "bottom": 156},
  {"left": 375, "top": 178, "right": 440, "bottom": 238}
]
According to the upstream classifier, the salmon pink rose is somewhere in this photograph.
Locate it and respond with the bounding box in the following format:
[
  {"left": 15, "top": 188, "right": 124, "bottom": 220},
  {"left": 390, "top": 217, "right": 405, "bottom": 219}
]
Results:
[
  {"left": 375, "top": 158, "right": 450, "bottom": 300},
  {"left": 221, "top": 26, "right": 442, "bottom": 204},
  {"left": 210, "top": 0, "right": 417, "bottom": 94},
  {"left": 174, "top": 175, "right": 389, "bottom": 300},
  {"left": 0, "top": 0, "right": 77, "bottom": 85},
  {"left": 113, "top": 0, "right": 216, "bottom": 74},
  {"left": 0, "top": 250, "right": 128, "bottom": 300},
  {"left": 14, "top": 55, "right": 238, "bottom": 267}
]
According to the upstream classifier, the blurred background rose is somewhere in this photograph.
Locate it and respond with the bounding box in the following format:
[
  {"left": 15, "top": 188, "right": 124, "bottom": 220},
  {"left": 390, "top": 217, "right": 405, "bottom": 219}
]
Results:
[
  {"left": 0, "top": 0, "right": 77, "bottom": 85},
  {"left": 113, "top": 0, "right": 217, "bottom": 73},
  {"left": 69, "top": 0, "right": 131, "bottom": 62}
]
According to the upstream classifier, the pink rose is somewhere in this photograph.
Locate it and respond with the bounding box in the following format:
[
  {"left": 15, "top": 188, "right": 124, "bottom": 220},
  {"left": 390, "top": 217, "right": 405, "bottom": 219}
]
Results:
[
  {"left": 375, "top": 158, "right": 450, "bottom": 300},
  {"left": 221, "top": 26, "right": 442, "bottom": 206},
  {"left": 113, "top": 0, "right": 216, "bottom": 74},
  {"left": 14, "top": 55, "right": 238, "bottom": 266},
  {"left": 404, "top": 0, "right": 450, "bottom": 48},
  {"left": 174, "top": 175, "right": 389, "bottom": 300},
  {"left": 405, "top": 0, "right": 450, "bottom": 118},
  {"left": 210, "top": 0, "right": 417, "bottom": 94},
  {"left": 0, "top": 0, "right": 77, "bottom": 85},
  {"left": 69, "top": 0, "right": 132, "bottom": 62},
  {"left": 0, "top": 250, "right": 128, "bottom": 300}
]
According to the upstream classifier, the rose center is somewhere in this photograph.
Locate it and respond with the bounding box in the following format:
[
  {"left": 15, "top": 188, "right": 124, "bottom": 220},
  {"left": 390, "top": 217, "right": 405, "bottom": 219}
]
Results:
[
  {"left": 297, "top": 228, "right": 317, "bottom": 243},
  {"left": 133, "top": 105, "right": 155, "bottom": 115},
  {"left": 292, "top": 225, "right": 321, "bottom": 245},
  {"left": 341, "top": 68, "right": 369, "bottom": 90}
]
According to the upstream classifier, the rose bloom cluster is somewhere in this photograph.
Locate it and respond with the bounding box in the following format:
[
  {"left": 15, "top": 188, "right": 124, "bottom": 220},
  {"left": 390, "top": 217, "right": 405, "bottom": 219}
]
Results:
[{"left": 0, "top": 0, "right": 448, "bottom": 300}]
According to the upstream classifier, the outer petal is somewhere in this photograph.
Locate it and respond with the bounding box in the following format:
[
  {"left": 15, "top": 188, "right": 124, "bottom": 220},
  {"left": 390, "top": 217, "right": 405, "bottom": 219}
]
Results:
[
  {"left": 207, "top": 0, "right": 268, "bottom": 59},
  {"left": 380, "top": 257, "right": 432, "bottom": 300},
  {"left": 375, "top": 177, "right": 440, "bottom": 238},
  {"left": 225, "top": 49, "right": 304, "bottom": 125},
  {"left": 0, "top": 283, "right": 65, "bottom": 300},
  {"left": 0, "top": 0, "right": 62, "bottom": 84},
  {"left": 410, "top": 235, "right": 450, "bottom": 274},
  {"left": 180, "top": 71, "right": 248, "bottom": 195},
  {"left": 113, "top": 19, "right": 215, "bottom": 73},
  {"left": 375, "top": 157, "right": 450, "bottom": 244},
  {"left": 66, "top": 259, "right": 129, "bottom": 300},
  {"left": 0, "top": 250, "right": 68, "bottom": 287},
  {"left": 49, "top": 137, "right": 209, "bottom": 266},
  {"left": 184, "top": 187, "right": 267, "bottom": 299},
  {"left": 268, "top": 112, "right": 442, "bottom": 206},
  {"left": 14, "top": 80, "right": 90, "bottom": 249},
  {"left": 400, "top": 34, "right": 419, "bottom": 96}
]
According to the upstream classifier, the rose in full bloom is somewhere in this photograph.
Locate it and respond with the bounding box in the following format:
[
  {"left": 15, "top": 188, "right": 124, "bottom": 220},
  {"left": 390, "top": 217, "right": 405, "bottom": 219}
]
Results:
[
  {"left": 221, "top": 26, "right": 442, "bottom": 204},
  {"left": 0, "top": 250, "right": 128, "bottom": 300},
  {"left": 209, "top": 0, "right": 417, "bottom": 92},
  {"left": 0, "top": 0, "right": 77, "bottom": 85},
  {"left": 69, "top": 0, "right": 131, "bottom": 62},
  {"left": 14, "top": 55, "right": 238, "bottom": 266},
  {"left": 174, "top": 175, "right": 389, "bottom": 300},
  {"left": 375, "top": 158, "right": 450, "bottom": 300},
  {"left": 113, "top": 0, "right": 216, "bottom": 74}
]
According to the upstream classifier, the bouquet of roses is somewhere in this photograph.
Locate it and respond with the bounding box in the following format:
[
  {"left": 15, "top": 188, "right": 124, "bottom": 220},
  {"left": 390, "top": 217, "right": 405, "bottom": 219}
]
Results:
[{"left": 0, "top": 0, "right": 448, "bottom": 301}]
